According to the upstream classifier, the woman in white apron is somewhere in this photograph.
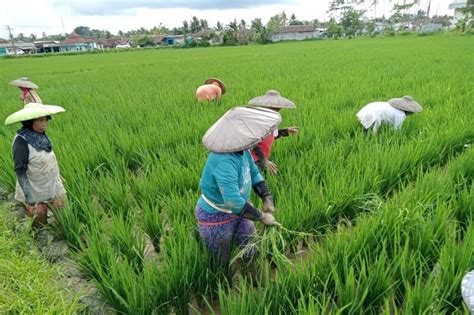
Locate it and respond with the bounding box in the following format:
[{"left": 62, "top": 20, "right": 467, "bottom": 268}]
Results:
[{"left": 5, "top": 102, "right": 66, "bottom": 227}]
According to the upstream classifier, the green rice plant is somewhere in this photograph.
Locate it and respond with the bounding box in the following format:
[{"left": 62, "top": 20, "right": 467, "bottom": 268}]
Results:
[
  {"left": 77, "top": 231, "right": 116, "bottom": 282},
  {"left": 0, "top": 207, "right": 84, "bottom": 313},
  {"left": 217, "top": 147, "right": 474, "bottom": 313},
  {"left": 107, "top": 216, "right": 146, "bottom": 274},
  {"left": 231, "top": 225, "right": 315, "bottom": 275},
  {"left": 52, "top": 203, "right": 84, "bottom": 251},
  {"left": 429, "top": 222, "right": 474, "bottom": 313},
  {"left": 140, "top": 198, "right": 164, "bottom": 253},
  {"left": 91, "top": 258, "right": 155, "bottom": 314},
  {"left": 93, "top": 172, "right": 135, "bottom": 222},
  {"left": 159, "top": 220, "right": 213, "bottom": 315}
]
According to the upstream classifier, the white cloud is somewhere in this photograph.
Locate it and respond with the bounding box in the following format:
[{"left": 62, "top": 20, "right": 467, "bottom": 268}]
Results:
[
  {"left": 0, "top": 0, "right": 456, "bottom": 38},
  {"left": 54, "top": 0, "right": 296, "bottom": 15}
]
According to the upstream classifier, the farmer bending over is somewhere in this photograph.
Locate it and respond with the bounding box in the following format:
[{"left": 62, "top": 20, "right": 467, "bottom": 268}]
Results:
[
  {"left": 196, "top": 106, "right": 281, "bottom": 271},
  {"left": 356, "top": 96, "right": 422, "bottom": 134},
  {"left": 10, "top": 77, "right": 43, "bottom": 104},
  {"left": 195, "top": 77, "right": 226, "bottom": 102},
  {"left": 248, "top": 90, "right": 299, "bottom": 175}
]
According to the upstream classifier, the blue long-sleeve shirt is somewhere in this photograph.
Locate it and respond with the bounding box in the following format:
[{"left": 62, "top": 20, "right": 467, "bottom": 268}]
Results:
[{"left": 197, "top": 150, "right": 264, "bottom": 214}]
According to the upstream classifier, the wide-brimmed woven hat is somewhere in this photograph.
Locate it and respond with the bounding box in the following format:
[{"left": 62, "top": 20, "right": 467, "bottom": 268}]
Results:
[
  {"left": 204, "top": 78, "right": 226, "bottom": 95},
  {"left": 387, "top": 96, "right": 422, "bottom": 113},
  {"left": 203, "top": 106, "right": 281, "bottom": 153},
  {"left": 5, "top": 102, "right": 65, "bottom": 125},
  {"left": 248, "top": 90, "right": 296, "bottom": 109},
  {"left": 10, "top": 77, "right": 39, "bottom": 90}
]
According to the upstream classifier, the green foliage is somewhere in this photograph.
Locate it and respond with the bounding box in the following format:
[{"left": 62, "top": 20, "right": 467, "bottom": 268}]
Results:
[
  {"left": 0, "top": 207, "right": 83, "bottom": 313},
  {"left": 340, "top": 8, "right": 366, "bottom": 36},
  {"left": 0, "top": 36, "right": 473, "bottom": 313},
  {"left": 133, "top": 35, "right": 156, "bottom": 47}
]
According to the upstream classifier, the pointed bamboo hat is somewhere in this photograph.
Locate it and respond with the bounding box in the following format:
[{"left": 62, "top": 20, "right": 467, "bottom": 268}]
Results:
[
  {"left": 203, "top": 106, "right": 281, "bottom": 153},
  {"left": 10, "top": 77, "right": 39, "bottom": 90},
  {"left": 248, "top": 90, "right": 296, "bottom": 109},
  {"left": 387, "top": 96, "right": 422, "bottom": 113}
]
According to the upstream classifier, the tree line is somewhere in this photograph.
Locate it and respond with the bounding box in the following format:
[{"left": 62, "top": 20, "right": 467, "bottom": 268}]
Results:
[{"left": 6, "top": 0, "right": 473, "bottom": 46}]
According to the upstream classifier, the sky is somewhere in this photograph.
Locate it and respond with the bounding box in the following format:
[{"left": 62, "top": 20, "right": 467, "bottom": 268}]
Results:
[{"left": 0, "top": 0, "right": 456, "bottom": 38}]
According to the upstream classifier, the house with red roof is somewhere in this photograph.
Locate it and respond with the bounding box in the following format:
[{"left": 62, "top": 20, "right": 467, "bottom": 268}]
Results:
[{"left": 60, "top": 32, "right": 103, "bottom": 52}]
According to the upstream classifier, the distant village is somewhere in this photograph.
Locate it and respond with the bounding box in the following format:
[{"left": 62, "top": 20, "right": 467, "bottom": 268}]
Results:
[{"left": 1, "top": 0, "right": 471, "bottom": 57}]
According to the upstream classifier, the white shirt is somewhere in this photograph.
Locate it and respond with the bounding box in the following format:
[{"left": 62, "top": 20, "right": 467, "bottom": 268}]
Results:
[
  {"left": 462, "top": 270, "right": 474, "bottom": 312},
  {"left": 356, "top": 102, "right": 406, "bottom": 133}
]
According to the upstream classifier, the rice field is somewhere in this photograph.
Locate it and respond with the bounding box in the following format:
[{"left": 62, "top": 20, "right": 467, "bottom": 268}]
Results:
[{"left": 0, "top": 34, "right": 473, "bottom": 314}]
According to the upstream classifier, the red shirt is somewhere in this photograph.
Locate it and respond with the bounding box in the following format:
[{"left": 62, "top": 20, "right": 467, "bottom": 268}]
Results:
[{"left": 251, "top": 133, "right": 275, "bottom": 161}]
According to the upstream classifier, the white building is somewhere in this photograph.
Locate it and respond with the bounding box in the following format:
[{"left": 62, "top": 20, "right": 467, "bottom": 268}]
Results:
[
  {"left": 271, "top": 25, "right": 327, "bottom": 42},
  {"left": 449, "top": 0, "right": 469, "bottom": 25}
]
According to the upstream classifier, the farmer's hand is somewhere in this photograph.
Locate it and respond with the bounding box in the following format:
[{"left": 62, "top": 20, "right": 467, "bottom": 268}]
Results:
[
  {"left": 287, "top": 126, "right": 299, "bottom": 136},
  {"left": 260, "top": 213, "right": 282, "bottom": 227},
  {"left": 266, "top": 160, "right": 278, "bottom": 175},
  {"left": 262, "top": 197, "right": 275, "bottom": 214}
]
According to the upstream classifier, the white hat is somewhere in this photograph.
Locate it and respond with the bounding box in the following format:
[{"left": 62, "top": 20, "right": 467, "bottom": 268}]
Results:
[
  {"left": 203, "top": 106, "right": 281, "bottom": 153},
  {"left": 248, "top": 90, "right": 296, "bottom": 109},
  {"left": 388, "top": 96, "right": 422, "bottom": 113},
  {"left": 5, "top": 102, "right": 65, "bottom": 125},
  {"left": 10, "top": 77, "right": 39, "bottom": 89}
]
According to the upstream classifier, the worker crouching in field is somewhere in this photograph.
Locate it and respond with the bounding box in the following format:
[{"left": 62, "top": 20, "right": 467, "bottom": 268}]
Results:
[
  {"left": 10, "top": 77, "right": 43, "bottom": 104},
  {"left": 5, "top": 103, "right": 67, "bottom": 228},
  {"left": 195, "top": 77, "right": 226, "bottom": 102},
  {"left": 356, "top": 96, "right": 423, "bottom": 134},
  {"left": 247, "top": 90, "right": 299, "bottom": 175},
  {"left": 196, "top": 106, "right": 282, "bottom": 273},
  {"left": 462, "top": 270, "right": 474, "bottom": 312}
]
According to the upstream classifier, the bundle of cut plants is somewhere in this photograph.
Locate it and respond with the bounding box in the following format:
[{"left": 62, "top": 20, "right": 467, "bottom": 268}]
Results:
[{"left": 231, "top": 223, "right": 314, "bottom": 271}]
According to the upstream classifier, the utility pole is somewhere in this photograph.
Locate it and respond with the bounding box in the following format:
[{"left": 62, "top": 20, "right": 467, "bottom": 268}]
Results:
[
  {"left": 5, "top": 25, "right": 17, "bottom": 55},
  {"left": 374, "top": 0, "right": 377, "bottom": 20}
]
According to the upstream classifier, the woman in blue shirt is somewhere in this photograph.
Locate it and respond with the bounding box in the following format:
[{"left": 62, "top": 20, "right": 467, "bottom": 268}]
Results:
[{"left": 196, "top": 106, "right": 282, "bottom": 270}]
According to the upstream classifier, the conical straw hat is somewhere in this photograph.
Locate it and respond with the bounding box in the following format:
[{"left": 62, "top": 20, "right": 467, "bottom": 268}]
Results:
[
  {"left": 10, "top": 77, "right": 39, "bottom": 89},
  {"left": 204, "top": 78, "right": 226, "bottom": 95},
  {"left": 203, "top": 106, "right": 281, "bottom": 153},
  {"left": 5, "top": 102, "right": 65, "bottom": 125},
  {"left": 248, "top": 90, "right": 295, "bottom": 109},
  {"left": 387, "top": 96, "right": 422, "bottom": 113}
]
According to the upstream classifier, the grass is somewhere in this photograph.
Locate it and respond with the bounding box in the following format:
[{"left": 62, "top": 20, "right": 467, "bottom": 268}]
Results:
[
  {"left": 0, "top": 35, "right": 473, "bottom": 313},
  {"left": 0, "top": 205, "right": 83, "bottom": 313}
]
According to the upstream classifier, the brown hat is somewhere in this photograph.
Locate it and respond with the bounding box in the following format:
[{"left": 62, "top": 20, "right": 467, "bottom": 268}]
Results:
[
  {"left": 248, "top": 90, "right": 296, "bottom": 109},
  {"left": 388, "top": 96, "right": 422, "bottom": 113},
  {"left": 204, "top": 78, "right": 226, "bottom": 95},
  {"left": 10, "top": 77, "right": 39, "bottom": 89}
]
